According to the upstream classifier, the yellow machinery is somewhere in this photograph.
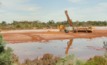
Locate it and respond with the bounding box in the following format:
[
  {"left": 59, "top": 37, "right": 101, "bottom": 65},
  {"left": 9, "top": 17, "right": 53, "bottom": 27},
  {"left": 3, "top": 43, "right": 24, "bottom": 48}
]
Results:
[
  {"left": 58, "top": 25, "right": 66, "bottom": 32},
  {"left": 58, "top": 10, "right": 94, "bottom": 33}
]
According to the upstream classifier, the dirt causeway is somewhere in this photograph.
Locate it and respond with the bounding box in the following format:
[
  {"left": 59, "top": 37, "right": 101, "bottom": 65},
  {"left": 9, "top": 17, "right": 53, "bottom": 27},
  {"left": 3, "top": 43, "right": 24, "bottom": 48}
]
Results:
[{"left": 0, "top": 29, "right": 107, "bottom": 44}]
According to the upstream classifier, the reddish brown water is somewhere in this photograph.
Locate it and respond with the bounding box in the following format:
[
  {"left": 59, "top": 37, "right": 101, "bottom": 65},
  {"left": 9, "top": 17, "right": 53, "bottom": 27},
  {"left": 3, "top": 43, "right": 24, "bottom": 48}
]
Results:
[{"left": 5, "top": 37, "right": 107, "bottom": 63}]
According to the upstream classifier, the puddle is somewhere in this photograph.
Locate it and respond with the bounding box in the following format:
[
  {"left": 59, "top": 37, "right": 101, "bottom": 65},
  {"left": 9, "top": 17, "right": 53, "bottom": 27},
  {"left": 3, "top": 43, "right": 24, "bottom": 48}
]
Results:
[
  {"left": 94, "top": 27, "right": 107, "bottom": 30},
  {"left": 6, "top": 37, "right": 107, "bottom": 63}
]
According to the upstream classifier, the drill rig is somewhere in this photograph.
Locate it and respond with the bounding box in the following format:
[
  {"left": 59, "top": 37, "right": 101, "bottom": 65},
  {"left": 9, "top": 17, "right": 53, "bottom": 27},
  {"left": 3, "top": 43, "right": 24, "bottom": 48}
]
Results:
[{"left": 58, "top": 10, "right": 94, "bottom": 33}]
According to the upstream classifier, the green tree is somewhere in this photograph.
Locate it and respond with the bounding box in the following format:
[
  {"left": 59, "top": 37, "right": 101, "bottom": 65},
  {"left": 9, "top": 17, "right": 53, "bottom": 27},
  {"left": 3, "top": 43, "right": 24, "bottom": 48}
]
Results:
[
  {"left": 12, "top": 21, "right": 18, "bottom": 26},
  {"left": 1, "top": 21, "right": 7, "bottom": 27},
  {"left": 47, "top": 20, "right": 55, "bottom": 25},
  {"left": 36, "top": 23, "right": 43, "bottom": 28},
  {"left": 0, "top": 35, "right": 13, "bottom": 65},
  {"left": 75, "top": 20, "right": 79, "bottom": 26},
  {"left": 33, "top": 21, "right": 39, "bottom": 24},
  {"left": 16, "top": 24, "right": 22, "bottom": 28},
  {"left": 25, "top": 23, "right": 30, "bottom": 28}
]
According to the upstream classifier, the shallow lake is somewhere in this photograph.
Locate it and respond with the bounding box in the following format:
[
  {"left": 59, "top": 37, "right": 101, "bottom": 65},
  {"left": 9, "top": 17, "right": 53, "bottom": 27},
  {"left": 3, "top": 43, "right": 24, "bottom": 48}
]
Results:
[{"left": 6, "top": 36, "right": 107, "bottom": 63}]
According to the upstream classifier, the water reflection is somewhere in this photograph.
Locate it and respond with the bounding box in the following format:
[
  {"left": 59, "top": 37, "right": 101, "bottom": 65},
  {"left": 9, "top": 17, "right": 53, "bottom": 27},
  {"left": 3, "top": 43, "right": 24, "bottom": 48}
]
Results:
[
  {"left": 65, "top": 39, "right": 73, "bottom": 54},
  {"left": 65, "top": 38, "right": 93, "bottom": 55},
  {"left": 103, "top": 42, "right": 107, "bottom": 58},
  {"left": 6, "top": 37, "right": 107, "bottom": 63},
  {"left": 103, "top": 42, "right": 107, "bottom": 50}
]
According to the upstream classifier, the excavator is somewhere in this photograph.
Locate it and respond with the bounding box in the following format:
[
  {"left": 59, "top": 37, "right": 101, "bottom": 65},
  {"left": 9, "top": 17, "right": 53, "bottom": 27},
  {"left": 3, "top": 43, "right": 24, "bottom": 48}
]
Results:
[{"left": 58, "top": 10, "right": 94, "bottom": 33}]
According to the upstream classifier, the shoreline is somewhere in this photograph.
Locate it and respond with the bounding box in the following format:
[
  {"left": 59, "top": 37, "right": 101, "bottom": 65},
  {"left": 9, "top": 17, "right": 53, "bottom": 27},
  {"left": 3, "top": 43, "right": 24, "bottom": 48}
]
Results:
[
  {"left": 0, "top": 29, "right": 59, "bottom": 33},
  {"left": 0, "top": 27, "right": 107, "bottom": 33},
  {"left": 1, "top": 29, "right": 107, "bottom": 44}
]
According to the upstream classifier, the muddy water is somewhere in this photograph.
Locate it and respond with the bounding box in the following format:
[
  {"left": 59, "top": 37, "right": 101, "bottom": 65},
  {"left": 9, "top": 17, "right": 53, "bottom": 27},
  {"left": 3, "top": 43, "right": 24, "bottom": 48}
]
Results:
[{"left": 5, "top": 37, "right": 107, "bottom": 63}]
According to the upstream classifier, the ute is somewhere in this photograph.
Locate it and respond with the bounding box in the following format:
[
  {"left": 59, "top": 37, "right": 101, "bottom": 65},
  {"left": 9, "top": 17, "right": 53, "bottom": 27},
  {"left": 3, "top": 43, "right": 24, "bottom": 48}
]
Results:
[{"left": 58, "top": 10, "right": 94, "bottom": 33}]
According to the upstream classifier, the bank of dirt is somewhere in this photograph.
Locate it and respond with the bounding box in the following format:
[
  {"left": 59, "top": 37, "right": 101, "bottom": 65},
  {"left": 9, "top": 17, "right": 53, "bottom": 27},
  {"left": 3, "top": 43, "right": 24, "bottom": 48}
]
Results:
[{"left": 0, "top": 29, "right": 107, "bottom": 44}]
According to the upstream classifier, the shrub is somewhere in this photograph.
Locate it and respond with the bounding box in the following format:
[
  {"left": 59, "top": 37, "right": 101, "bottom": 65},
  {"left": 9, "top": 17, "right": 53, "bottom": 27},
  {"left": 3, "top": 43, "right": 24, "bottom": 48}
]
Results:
[
  {"left": 16, "top": 24, "right": 22, "bottom": 28},
  {"left": 0, "top": 35, "right": 13, "bottom": 65},
  {"left": 84, "top": 55, "right": 107, "bottom": 65},
  {"left": 56, "top": 53, "right": 85, "bottom": 65},
  {"left": 25, "top": 23, "right": 30, "bottom": 28},
  {"left": 56, "top": 54, "right": 76, "bottom": 65}
]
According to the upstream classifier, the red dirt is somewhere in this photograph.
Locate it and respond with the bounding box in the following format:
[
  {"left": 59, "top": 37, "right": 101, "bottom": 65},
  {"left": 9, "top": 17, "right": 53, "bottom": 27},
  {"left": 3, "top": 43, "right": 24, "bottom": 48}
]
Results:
[
  {"left": 38, "top": 47, "right": 42, "bottom": 49},
  {"left": 86, "top": 46, "right": 105, "bottom": 51},
  {"left": 0, "top": 30, "right": 107, "bottom": 44},
  {"left": 54, "top": 46, "right": 57, "bottom": 48}
]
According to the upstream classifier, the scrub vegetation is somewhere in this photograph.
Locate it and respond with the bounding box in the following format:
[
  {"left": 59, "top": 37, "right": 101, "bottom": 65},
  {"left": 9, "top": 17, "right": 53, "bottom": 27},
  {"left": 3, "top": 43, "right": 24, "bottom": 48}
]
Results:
[
  {"left": 0, "top": 35, "right": 13, "bottom": 65},
  {"left": 0, "top": 20, "right": 107, "bottom": 31}
]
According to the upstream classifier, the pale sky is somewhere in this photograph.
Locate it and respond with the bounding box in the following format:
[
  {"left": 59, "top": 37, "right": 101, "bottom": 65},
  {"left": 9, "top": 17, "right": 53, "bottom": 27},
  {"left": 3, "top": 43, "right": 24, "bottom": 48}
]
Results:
[{"left": 0, "top": 0, "right": 107, "bottom": 23}]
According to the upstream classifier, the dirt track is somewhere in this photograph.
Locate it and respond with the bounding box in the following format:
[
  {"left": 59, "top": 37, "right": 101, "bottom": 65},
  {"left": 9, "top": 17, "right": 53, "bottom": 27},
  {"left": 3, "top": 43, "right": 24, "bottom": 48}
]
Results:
[{"left": 0, "top": 29, "right": 107, "bottom": 44}]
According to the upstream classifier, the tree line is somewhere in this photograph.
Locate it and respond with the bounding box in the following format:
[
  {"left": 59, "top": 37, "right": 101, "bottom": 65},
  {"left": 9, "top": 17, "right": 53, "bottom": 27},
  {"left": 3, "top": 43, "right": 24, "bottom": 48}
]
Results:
[{"left": 0, "top": 20, "right": 107, "bottom": 30}]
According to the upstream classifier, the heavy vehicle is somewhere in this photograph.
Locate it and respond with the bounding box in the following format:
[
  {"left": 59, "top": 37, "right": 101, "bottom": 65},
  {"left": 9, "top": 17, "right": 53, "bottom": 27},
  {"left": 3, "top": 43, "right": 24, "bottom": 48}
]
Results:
[{"left": 58, "top": 10, "right": 94, "bottom": 33}]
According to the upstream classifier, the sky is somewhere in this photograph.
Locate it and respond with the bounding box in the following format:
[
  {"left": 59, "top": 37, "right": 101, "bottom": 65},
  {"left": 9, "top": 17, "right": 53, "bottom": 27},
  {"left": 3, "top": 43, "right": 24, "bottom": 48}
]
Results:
[{"left": 0, "top": 0, "right": 107, "bottom": 23}]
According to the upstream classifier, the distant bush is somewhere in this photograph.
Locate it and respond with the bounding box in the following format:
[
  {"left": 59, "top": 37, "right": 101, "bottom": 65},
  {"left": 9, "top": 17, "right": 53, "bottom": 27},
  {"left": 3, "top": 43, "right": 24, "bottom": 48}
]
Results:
[
  {"left": 16, "top": 24, "right": 22, "bottom": 28},
  {"left": 1, "top": 20, "right": 107, "bottom": 30},
  {"left": 25, "top": 23, "right": 30, "bottom": 28}
]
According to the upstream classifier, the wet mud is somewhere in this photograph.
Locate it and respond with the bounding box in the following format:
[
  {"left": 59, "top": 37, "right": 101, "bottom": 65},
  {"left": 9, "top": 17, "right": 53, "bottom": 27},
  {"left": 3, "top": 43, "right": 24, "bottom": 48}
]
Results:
[{"left": 0, "top": 30, "right": 107, "bottom": 43}]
